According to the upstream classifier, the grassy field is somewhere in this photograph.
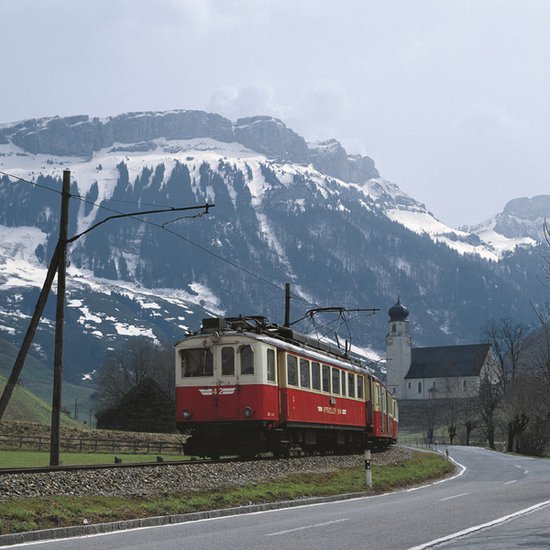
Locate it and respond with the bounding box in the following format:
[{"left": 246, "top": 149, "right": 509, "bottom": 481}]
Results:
[
  {"left": 0, "top": 450, "right": 189, "bottom": 468},
  {"left": 0, "top": 338, "right": 96, "bottom": 424},
  {"left": 0, "top": 375, "right": 83, "bottom": 428},
  {"left": 0, "top": 451, "right": 454, "bottom": 535}
]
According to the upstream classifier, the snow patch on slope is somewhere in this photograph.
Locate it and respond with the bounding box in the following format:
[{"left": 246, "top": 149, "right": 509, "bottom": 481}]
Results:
[{"left": 465, "top": 216, "right": 537, "bottom": 256}]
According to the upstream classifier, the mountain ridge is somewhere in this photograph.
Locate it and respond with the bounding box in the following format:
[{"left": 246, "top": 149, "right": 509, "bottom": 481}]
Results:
[{"left": 0, "top": 109, "right": 548, "bottom": 390}]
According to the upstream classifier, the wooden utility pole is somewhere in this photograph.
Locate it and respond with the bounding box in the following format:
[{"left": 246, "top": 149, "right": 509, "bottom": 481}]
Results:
[
  {"left": 0, "top": 243, "right": 61, "bottom": 421},
  {"left": 50, "top": 170, "right": 70, "bottom": 466},
  {"left": 0, "top": 163, "right": 213, "bottom": 444},
  {"left": 284, "top": 283, "right": 291, "bottom": 327}
]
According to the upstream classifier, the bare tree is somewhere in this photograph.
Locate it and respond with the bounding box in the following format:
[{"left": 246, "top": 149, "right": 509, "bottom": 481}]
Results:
[
  {"left": 442, "top": 394, "right": 459, "bottom": 445},
  {"left": 528, "top": 302, "right": 550, "bottom": 382},
  {"left": 423, "top": 398, "right": 438, "bottom": 445},
  {"left": 483, "top": 318, "right": 528, "bottom": 389},
  {"left": 513, "top": 375, "right": 550, "bottom": 456},
  {"left": 461, "top": 398, "right": 478, "bottom": 446},
  {"left": 477, "top": 367, "right": 502, "bottom": 449},
  {"left": 499, "top": 378, "right": 531, "bottom": 453},
  {"left": 96, "top": 338, "right": 174, "bottom": 407},
  {"left": 482, "top": 318, "right": 530, "bottom": 451}
]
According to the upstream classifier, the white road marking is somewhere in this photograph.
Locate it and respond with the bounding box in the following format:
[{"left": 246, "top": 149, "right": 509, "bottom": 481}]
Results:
[
  {"left": 504, "top": 480, "right": 517, "bottom": 485},
  {"left": 408, "top": 499, "right": 550, "bottom": 550},
  {"left": 266, "top": 518, "right": 350, "bottom": 537},
  {"left": 439, "top": 492, "right": 470, "bottom": 501}
]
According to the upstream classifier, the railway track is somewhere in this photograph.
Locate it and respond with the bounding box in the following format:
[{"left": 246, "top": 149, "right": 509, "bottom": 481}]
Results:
[
  {"left": 0, "top": 449, "right": 375, "bottom": 476},
  {"left": 0, "top": 456, "right": 242, "bottom": 475}
]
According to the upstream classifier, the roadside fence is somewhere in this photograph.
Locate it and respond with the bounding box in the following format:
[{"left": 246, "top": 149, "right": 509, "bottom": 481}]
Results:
[{"left": 0, "top": 434, "right": 186, "bottom": 455}]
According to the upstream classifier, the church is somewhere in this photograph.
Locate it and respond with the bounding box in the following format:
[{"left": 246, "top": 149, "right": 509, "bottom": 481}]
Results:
[{"left": 385, "top": 298, "right": 494, "bottom": 400}]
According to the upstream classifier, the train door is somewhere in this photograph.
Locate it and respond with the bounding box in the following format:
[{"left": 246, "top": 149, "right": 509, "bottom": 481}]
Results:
[
  {"left": 213, "top": 344, "right": 242, "bottom": 420},
  {"left": 372, "top": 380, "right": 380, "bottom": 435},
  {"left": 277, "top": 349, "right": 287, "bottom": 422},
  {"left": 380, "top": 385, "right": 386, "bottom": 433},
  {"left": 365, "top": 375, "right": 373, "bottom": 430}
]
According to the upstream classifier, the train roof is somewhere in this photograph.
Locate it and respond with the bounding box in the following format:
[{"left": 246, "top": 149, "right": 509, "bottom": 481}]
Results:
[{"left": 186, "top": 315, "right": 375, "bottom": 377}]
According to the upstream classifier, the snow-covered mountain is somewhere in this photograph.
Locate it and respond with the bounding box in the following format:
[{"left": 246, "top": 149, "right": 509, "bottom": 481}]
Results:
[
  {"left": 464, "top": 195, "right": 550, "bottom": 256},
  {"left": 0, "top": 110, "right": 546, "bottom": 387}
]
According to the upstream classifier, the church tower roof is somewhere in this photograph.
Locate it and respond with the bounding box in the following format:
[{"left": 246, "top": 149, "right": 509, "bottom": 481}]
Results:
[{"left": 388, "top": 297, "right": 409, "bottom": 322}]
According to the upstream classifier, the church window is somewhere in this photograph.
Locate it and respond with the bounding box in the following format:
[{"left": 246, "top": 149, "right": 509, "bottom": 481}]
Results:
[
  {"left": 392, "top": 323, "right": 396, "bottom": 333},
  {"left": 463, "top": 380, "right": 467, "bottom": 391},
  {"left": 407, "top": 382, "right": 411, "bottom": 389},
  {"left": 417, "top": 381, "right": 422, "bottom": 394},
  {"left": 432, "top": 381, "right": 436, "bottom": 387}
]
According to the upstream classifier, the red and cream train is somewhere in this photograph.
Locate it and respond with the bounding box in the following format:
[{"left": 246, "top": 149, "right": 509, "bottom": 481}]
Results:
[{"left": 175, "top": 316, "right": 398, "bottom": 458}]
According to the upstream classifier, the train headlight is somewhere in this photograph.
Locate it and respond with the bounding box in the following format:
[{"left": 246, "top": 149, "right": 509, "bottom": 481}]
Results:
[
  {"left": 182, "top": 409, "right": 192, "bottom": 420},
  {"left": 243, "top": 406, "right": 254, "bottom": 418}
]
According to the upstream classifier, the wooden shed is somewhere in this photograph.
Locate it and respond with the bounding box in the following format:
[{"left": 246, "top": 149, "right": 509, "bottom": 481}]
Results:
[{"left": 96, "top": 377, "right": 175, "bottom": 433}]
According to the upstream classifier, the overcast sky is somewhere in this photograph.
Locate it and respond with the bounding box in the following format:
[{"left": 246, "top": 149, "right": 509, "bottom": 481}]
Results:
[{"left": 2, "top": 0, "right": 549, "bottom": 228}]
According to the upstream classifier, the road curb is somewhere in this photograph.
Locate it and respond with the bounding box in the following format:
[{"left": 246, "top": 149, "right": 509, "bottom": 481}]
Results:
[{"left": 0, "top": 492, "right": 369, "bottom": 547}]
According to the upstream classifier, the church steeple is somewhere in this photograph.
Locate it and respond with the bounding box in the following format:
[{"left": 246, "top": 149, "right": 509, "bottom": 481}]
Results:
[
  {"left": 386, "top": 297, "right": 412, "bottom": 399},
  {"left": 388, "top": 296, "right": 409, "bottom": 322}
]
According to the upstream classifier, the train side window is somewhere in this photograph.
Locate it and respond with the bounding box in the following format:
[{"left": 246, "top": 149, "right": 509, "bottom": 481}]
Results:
[
  {"left": 322, "top": 365, "right": 331, "bottom": 392},
  {"left": 348, "top": 373, "right": 355, "bottom": 398},
  {"left": 267, "top": 349, "right": 276, "bottom": 382},
  {"left": 300, "top": 358, "right": 310, "bottom": 388},
  {"left": 357, "top": 376, "right": 364, "bottom": 399},
  {"left": 332, "top": 368, "right": 340, "bottom": 395},
  {"left": 180, "top": 348, "right": 213, "bottom": 377},
  {"left": 239, "top": 345, "right": 254, "bottom": 375},
  {"left": 341, "top": 372, "right": 347, "bottom": 396},
  {"left": 311, "top": 362, "right": 321, "bottom": 390},
  {"left": 221, "top": 347, "right": 235, "bottom": 376},
  {"left": 287, "top": 355, "right": 298, "bottom": 386}
]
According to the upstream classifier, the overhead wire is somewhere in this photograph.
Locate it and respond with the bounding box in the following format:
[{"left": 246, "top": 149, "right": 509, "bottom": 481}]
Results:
[
  {"left": 72, "top": 193, "right": 313, "bottom": 304},
  {"left": 0, "top": 169, "right": 62, "bottom": 196},
  {"left": 0, "top": 169, "right": 387, "bottom": 347},
  {"left": 0, "top": 168, "right": 318, "bottom": 308}
]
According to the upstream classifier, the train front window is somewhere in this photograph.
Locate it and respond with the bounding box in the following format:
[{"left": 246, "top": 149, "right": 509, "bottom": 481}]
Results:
[
  {"left": 221, "top": 347, "right": 235, "bottom": 376},
  {"left": 180, "top": 348, "right": 213, "bottom": 377},
  {"left": 287, "top": 355, "right": 298, "bottom": 386},
  {"left": 300, "top": 358, "right": 310, "bottom": 388},
  {"left": 239, "top": 345, "right": 254, "bottom": 375}
]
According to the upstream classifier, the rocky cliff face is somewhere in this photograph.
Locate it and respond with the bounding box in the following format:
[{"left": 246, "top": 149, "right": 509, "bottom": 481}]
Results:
[
  {"left": 2, "top": 111, "right": 234, "bottom": 158},
  {"left": 494, "top": 195, "right": 550, "bottom": 241},
  {"left": 1, "top": 111, "right": 379, "bottom": 184},
  {"left": 234, "top": 116, "right": 310, "bottom": 163},
  {"left": 464, "top": 194, "right": 550, "bottom": 256},
  {"left": 308, "top": 139, "right": 379, "bottom": 183}
]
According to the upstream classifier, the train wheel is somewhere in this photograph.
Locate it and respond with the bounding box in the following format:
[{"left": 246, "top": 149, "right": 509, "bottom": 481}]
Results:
[
  {"left": 273, "top": 444, "right": 290, "bottom": 458},
  {"left": 238, "top": 453, "right": 255, "bottom": 460}
]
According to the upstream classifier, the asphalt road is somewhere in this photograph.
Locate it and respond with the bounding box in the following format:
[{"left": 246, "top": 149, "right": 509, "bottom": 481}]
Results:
[{"left": 6, "top": 446, "right": 550, "bottom": 549}]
